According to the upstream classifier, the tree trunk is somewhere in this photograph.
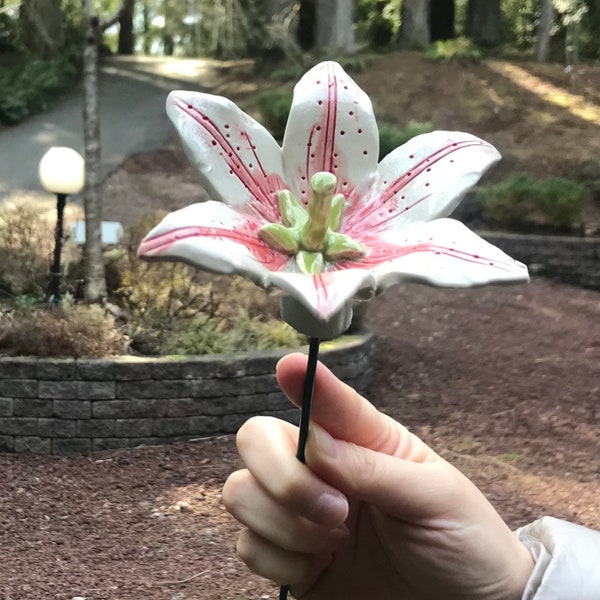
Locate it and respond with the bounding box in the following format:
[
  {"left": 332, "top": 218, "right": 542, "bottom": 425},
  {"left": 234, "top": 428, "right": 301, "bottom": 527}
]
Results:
[
  {"left": 19, "top": 0, "right": 65, "bottom": 58},
  {"left": 117, "top": 0, "right": 135, "bottom": 55},
  {"left": 82, "top": 0, "right": 107, "bottom": 303},
  {"left": 297, "top": 0, "right": 316, "bottom": 50},
  {"left": 535, "top": 0, "right": 554, "bottom": 62},
  {"left": 398, "top": 0, "right": 431, "bottom": 50},
  {"left": 465, "top": 0, "right": 503, "bottom": 47},
  {"left": 315, "top": 0, "right": 355, "bottom": 54},
  {"left": 429, "top": 0, "right": 455, "bottom": 42}
]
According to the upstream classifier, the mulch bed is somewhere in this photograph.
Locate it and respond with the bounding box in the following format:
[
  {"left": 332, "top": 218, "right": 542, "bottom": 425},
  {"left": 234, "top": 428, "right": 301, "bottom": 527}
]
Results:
[{"left": 0, "top": 277, "right": 598, "bottom": 600}]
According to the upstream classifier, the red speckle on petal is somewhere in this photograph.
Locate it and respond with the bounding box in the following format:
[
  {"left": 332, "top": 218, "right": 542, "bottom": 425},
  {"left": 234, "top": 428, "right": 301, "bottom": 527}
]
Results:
[
  {"left": 363, "top": 150, "right": 368, "bottom": 155},
  {"left": 340, "top": 131, "right": 345, "bottom": 136},
  {"left": 409, "top": 154, "right": 414, "bottom": 159}
]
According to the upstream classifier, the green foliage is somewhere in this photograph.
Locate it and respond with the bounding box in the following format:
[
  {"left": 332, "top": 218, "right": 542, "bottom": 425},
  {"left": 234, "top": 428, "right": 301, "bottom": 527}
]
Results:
[
  {"left": 162, "top": 311, "right": 306, "bottom": 356},
  {"left": 480, "top": 173, "right": 586, "bottom": 232},
  {"left": 0, "top": 304, "right": 124, "bottom": 358},
  {"left": 0, "top": 45, "right": 81, "bottom": 125},
  {"left": 424, "top": 37, "right": 482, "bottom": 62},
  {"left": 378, "top": 120, "right": 434, "bottom": 160},
  {"left": 256, "top": 89, "right": 292, "bottom": 139},
  {"left": 269, "top": 54, "right": 377, "bottom": 82},
  {"left": 355, "top": 0, "right": 401, "bottom": 48}
]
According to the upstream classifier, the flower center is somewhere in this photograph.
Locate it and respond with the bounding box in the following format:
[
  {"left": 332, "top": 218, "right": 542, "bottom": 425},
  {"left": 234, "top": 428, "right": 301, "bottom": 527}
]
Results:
[{"left": 258, "top": 172, "right": 365, "bottom": 274}]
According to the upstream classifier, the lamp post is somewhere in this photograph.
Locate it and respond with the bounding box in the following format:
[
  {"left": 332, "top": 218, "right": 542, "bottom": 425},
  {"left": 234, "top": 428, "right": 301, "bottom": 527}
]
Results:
[{"left": 38, "top": 147, "right": 85, "bottom": 304}]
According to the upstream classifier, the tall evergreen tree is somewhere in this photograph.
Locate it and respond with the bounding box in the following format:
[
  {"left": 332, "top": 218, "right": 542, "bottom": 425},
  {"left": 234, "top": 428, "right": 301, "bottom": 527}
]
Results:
[
  {"left": 465, "top": 0, "right": 503, "bottom": 47},
  {"left": 398, "top": 0, "right": 431, "bottom": 49}
]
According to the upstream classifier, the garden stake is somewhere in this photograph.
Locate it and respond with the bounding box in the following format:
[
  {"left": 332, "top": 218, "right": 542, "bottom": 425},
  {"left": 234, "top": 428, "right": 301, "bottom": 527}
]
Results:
[{"left": 279, "top": 336, "right": 320, "bottom": 600}]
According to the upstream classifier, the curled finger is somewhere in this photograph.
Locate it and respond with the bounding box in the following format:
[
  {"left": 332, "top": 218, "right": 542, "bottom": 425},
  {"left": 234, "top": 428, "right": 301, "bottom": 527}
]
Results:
[{"left": 223, "top": 469, "right": 349, "bottom": 554}]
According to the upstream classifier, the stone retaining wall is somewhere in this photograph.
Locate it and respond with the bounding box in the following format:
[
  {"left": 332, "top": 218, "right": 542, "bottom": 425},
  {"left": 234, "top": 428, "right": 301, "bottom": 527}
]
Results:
[
  {"left": 0, "top": 334, "right": 374, "bottom": 455},
  {"left": 482, "top": 232, "right": 600, "bottom": 291}
]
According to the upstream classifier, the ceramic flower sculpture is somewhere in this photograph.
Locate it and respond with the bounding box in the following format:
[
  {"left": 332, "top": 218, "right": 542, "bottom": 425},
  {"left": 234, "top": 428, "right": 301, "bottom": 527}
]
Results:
[{"left": 137, "top": 61, "right": 529, "bottom": 338}]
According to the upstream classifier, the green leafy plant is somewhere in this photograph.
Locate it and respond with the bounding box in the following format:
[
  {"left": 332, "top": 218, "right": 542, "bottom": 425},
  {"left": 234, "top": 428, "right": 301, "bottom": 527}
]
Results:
[
  {"left": 162, "top": 310, "right": 306, "bottom": 356},
  {"left": 479, "top": 173, "right": 586, "bottom": 232},
  {"left": 424, "top": 37, "right": 482, "bottom": 62},
  {"left": 256, "top": 89, "right": 293, "bottom": 139},
  {"left": 378, "top": 120, "right": 434, "bottom": 160},
  {"left": 0, "top": 45, "right": 81, "bottom": 125}
]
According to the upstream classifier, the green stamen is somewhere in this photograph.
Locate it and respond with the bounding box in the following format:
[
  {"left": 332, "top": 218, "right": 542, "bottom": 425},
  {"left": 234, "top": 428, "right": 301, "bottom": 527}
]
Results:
[{"left": 258, "top": 171, "right": 366, "bottom": 275}]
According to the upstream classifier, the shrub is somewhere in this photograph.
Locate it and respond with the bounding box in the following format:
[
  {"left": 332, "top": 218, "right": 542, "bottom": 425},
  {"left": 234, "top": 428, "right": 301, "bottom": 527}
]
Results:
[
  {"left": 0, "top": 46, "right": 81, "bottom": 125},
  {"left": 0, "top": 202, "right": 79, "bottom": 298},
  {"left": 256, "top": 89, "right": 292, "bottom": 139},
  {"left": 0, "top": 304, "right": 124, "bottom": 358},
  {"left": 479, "top": 173, "right": 586, "bottom": 232},
  {"left": 378, "top": 120, "right": 434, "bottom": 160},
  {"left": 424, "top": 37, "right": 482, "bottom": 62},
  {"left": 162, "top": 310, "right": 306, "bottom": 356}
]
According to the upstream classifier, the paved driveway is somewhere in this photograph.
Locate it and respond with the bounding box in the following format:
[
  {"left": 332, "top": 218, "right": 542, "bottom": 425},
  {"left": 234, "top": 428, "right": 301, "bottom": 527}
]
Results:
[{"left": 0, "top": 57, "right": 209, "bottom": 203}]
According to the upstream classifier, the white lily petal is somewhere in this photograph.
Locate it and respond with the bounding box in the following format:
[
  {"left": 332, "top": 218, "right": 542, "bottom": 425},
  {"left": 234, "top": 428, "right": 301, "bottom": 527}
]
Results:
[
  {"left": 266, "top": 268, "right": 374, "bottom": 321},
  {"left": 167, "top": 91, "right": 285, "bottom": 222},
  {"left": 350, "top": 218, "right": 529, "bottom": 289},
  {"left": 282, "top": 61, "right": 378, "bottom": 206},
  {"left": 137, "top": 201, "right": 290, "bottom": 281},
  {"left": 344, "top": 131, "right": 500, "bottom": 236}
]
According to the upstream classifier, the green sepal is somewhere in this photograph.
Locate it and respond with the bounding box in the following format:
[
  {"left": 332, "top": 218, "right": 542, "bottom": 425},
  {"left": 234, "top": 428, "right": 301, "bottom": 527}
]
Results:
[
  {"left": 278, "top": 190, "right": 307, "bottom": 228},
  {"left": 296, "top": 251, "right": 324, "bottom": 275},
  {"left": 258, "top": 223, "right": 299, "bottom": 254},
  {"left": 329, "top": 194, "right": 345, "bottom": 231},
  {"left": 325, "top": 232, "right": 366, "bottom": 260}
]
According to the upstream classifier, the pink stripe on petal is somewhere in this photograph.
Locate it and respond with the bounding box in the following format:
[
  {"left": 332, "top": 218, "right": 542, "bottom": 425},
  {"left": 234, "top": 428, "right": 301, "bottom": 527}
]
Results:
[
  {"left": 176, "top": 100, "right": 286, "bottom": 221},
  {"left": 139, "top": 225, "right": 289, "bottom": 270},
  {"left": 345, "top": 138, "right": 489, "bottom": 235},
  {"left": 283, "top": 62, "right": 378, "bottom": 205},
  {"left": 340, "top": 239, "right": 519, "bottom": 272}
]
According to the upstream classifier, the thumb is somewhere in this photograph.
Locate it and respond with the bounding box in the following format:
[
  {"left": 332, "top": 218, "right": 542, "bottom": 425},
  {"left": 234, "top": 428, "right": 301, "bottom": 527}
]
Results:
[
  {"left": 305, "top": 424, "right": 462, "bottom": 520},
  {"left": 277, "top": 353, "right": 435, "bottom": 461}
]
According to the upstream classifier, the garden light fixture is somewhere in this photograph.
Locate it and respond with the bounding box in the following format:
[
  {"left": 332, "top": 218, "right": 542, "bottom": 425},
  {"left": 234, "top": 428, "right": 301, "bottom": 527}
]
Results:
[{"left": 38, "top": 146, "right": 85, "bottom": 304}]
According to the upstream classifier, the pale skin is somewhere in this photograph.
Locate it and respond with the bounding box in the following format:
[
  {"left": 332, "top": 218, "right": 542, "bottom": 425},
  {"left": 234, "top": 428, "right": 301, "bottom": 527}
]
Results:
[{"left": 222, "top": 354, "right": 535, "bottom": 600}]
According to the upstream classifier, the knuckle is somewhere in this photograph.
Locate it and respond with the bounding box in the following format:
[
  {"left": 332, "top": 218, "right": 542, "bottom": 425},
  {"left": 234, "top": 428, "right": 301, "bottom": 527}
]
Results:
[
  {"left": 221, "top": 469, "right": 249, "bottom": 513},
  {"left": 236, "top": 529, "right": 259, "bottom": 570},
  {"left": 236, "top": 416, "right": 273, "bottom": 454}
]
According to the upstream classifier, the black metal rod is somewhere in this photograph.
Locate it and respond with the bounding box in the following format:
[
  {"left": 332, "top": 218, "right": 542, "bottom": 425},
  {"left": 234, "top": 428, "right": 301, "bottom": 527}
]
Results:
[
  {"left": 279, "top": 336, "right": 321, "bottom": 600},
  {"left": 49, "top": 193, "right": 67, "bottom": 304}
]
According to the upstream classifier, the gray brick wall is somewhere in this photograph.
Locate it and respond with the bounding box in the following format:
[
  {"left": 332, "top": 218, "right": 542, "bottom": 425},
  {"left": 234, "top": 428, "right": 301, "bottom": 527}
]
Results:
[
  {"left": 482, "top": 232, "right": 600, "bottom": 291},
  {"left": 0, "top": 333, "right": 375, "bottom": 455}
]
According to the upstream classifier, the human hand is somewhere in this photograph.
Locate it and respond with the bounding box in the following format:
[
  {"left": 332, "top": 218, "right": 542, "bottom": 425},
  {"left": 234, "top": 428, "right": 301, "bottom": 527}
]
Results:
[{"left": 222, "top": 354, "right": 534, "bottom": 600}]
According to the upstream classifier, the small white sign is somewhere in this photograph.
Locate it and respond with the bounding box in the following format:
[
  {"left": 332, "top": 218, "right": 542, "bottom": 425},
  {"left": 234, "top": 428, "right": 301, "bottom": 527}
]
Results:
[{"left": 71, "top": 221, "right": 124, "bottom": 245}]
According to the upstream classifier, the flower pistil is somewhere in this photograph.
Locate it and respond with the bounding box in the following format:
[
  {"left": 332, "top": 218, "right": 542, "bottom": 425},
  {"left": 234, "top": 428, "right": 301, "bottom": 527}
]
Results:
[{"left": 258, "top": 171, "right": 366, "bottom": 275}]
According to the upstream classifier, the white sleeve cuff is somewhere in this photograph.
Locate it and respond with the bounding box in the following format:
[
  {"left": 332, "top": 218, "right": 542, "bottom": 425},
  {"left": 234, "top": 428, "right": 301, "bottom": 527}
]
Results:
[{"left": 515, "top": 516, "right": 600, "bottom": 599}]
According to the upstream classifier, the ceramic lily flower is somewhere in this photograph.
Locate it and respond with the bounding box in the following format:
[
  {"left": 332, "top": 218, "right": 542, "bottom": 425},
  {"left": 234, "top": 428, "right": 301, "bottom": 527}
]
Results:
[{"left": 138, "top": 61, "right": 528, "bottom": 337}]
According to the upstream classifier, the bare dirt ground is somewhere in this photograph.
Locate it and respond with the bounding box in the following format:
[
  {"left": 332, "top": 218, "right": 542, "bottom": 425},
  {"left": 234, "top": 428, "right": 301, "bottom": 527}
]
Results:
[{"left": 1, "top": 53, "right": 599, "bottom": 599}]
